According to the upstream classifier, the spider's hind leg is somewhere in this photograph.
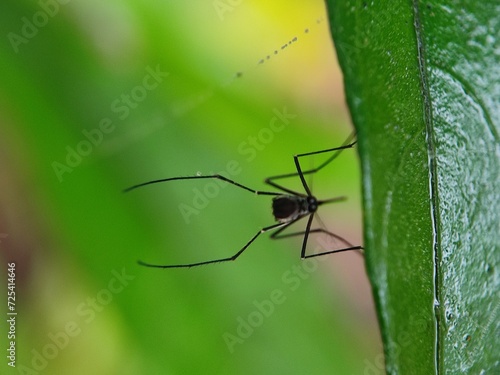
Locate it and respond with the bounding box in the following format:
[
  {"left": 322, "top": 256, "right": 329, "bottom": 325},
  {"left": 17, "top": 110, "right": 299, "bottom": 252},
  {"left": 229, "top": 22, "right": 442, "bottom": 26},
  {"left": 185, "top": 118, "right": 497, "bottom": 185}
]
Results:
[
  {"left": 284, "top": 213, "right": 363, "bottom": 259},
  {"left": 265, "top": 132, "right": 357, "bottom": 196},
  {"left": 138, "top": 222, "right": 286, "bottom": 268}
]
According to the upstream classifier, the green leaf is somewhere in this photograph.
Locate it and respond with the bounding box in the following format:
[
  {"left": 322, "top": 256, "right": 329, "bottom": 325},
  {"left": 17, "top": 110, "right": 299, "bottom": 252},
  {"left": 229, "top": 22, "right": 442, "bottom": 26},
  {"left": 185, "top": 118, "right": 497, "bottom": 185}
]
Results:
[{"left": 325, "top": 1, "right": 500, "bottom": 374}]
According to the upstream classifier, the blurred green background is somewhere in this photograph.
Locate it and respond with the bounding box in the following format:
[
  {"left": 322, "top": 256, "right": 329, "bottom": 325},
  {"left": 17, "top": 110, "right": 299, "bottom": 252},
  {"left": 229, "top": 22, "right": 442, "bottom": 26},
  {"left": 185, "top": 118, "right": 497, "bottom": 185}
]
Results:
[{"left": 0, "top": 1, "right": 381, "bottom": 374}]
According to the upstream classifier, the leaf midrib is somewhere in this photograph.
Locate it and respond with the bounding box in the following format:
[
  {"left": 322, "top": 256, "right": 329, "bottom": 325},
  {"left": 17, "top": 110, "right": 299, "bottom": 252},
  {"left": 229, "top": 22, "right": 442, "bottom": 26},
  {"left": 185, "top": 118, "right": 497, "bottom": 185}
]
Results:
[{"left": 412, "top": 1, "right": 441, "bottom": 374}]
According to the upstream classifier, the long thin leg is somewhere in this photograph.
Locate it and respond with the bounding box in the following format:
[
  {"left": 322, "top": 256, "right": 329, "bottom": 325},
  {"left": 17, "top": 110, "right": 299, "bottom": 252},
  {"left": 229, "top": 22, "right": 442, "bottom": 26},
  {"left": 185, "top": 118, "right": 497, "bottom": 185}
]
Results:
[
  {"left": 270, "top": 212, "right": 349, "bottom": 245},
  {"left": 124, "top": 174, "right": 280, "bottom": 196},
  {"left": 137, "top": 222, "right": 286, "bottom": 269},
  {"left": 296, "top": 214, "right": 363, "bottom": 259},
  {"left": 270, "top": 215, "right": 362, "bottom": 258},
  {"left": 269, "top": 216, "right": 307, "bottom": 239},
  {"left": 264, "top": 178, "right": 305, "bottom": 196},
  {"left": 304, "top": 246, "right": 364, "bottom": 259},
  {"left": 303, "top": 214, "right": 364, "bottom": 259},
  {"left": 272, "top": 228, "right": 354, "bottom": 248},
  {"left": 300, "top": 213, "right": 315, "bottom": 258},
  {"left": 265, "top": 132, "right": 357, "bottom": 195},
  {"left": 311, "top": 210, "right": 353, "bottom": 249}
]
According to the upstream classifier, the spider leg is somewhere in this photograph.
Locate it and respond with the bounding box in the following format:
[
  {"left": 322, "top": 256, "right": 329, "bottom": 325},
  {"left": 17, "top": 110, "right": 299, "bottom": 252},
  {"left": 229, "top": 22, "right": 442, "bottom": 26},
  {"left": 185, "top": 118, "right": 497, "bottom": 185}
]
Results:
[
  {"left": 300, "top": 213, "right": 315, "bottom": 258},
  {"left": 270, "top": 216, "right": 307, "bottom": 239},
  {"left": 270, "top": 214, "right": 363, "bottom": 259},
  {"left": 303, "top": 245, "right": 364, "bottom": 259},
  {"left": 265, "top": 132, "right": 357, "bottom": 195},
  {"left": 297, "top": 214, "right": 363, "bottom": 259},
  {"left": 137, "top": 222, "right": 286, "bottom": 269},
  {"left": 124, "top": 174, "right": 280, "bottom": 196},
  {"left": 272, "top": 228, "right": 352, "bottom": 246}
]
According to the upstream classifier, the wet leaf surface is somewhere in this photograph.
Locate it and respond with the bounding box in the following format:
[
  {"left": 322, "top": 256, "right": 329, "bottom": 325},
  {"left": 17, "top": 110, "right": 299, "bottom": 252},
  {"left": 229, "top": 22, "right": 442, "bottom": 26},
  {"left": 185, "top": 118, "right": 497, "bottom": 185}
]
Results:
[{"left": 326, "top": 1, "right": 500, "bottom": 373}]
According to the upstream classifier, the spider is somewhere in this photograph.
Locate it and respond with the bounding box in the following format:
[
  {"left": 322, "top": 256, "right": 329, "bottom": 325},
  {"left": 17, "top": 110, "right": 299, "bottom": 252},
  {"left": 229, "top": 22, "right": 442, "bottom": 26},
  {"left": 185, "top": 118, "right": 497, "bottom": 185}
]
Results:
[{"left": 124, "top": 134, "right": 363, "bottom": 268}]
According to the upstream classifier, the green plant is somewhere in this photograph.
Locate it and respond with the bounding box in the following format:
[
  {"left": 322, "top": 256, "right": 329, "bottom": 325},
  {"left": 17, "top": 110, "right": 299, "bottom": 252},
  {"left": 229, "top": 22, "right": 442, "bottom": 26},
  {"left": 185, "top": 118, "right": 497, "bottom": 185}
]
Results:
[{"left": 326, "top": 1, "right": 500, "bottom": 373}]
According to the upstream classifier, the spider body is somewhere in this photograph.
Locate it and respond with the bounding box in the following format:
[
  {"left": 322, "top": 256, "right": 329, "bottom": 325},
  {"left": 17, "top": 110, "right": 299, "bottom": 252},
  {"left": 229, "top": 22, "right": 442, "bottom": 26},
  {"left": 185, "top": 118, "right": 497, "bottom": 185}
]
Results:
[
  {"left": 124, "top": 134, "right": 362, "bottom": 268},
  {"left": 272, "top": 195, "right": 317, "bottom": 223}
]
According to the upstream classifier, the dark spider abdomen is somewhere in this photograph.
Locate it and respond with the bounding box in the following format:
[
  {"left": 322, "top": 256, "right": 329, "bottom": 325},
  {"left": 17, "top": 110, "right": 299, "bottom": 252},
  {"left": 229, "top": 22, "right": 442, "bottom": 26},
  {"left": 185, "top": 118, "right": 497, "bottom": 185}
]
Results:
[{"left": 272, "top": 196, "right": 301, "bottom": 222}]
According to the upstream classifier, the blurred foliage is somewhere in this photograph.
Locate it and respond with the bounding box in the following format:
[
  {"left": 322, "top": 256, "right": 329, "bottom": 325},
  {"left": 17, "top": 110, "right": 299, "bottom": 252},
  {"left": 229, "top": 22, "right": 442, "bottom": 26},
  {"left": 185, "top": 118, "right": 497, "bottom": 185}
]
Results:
[{"left": 0, "top": 1, "right": 380, "bottom": 374}]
